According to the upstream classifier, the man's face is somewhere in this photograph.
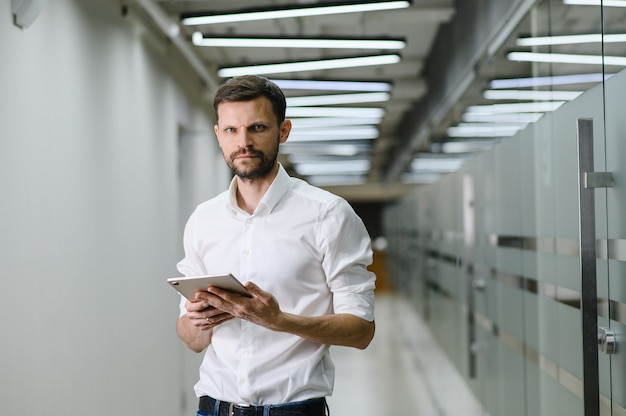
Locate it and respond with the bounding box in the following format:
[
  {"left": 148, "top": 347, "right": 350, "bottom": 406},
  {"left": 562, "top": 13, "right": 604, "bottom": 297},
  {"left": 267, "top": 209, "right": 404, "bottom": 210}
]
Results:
[{"left": 214, "top": 97, "right": 290, "bottom": 180}]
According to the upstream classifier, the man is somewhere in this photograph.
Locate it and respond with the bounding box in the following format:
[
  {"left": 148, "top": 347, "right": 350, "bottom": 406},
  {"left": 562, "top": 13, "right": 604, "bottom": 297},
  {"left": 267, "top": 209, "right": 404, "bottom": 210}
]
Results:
[{"left": 176, "top": 75, "right": 376, "bottom": 416}]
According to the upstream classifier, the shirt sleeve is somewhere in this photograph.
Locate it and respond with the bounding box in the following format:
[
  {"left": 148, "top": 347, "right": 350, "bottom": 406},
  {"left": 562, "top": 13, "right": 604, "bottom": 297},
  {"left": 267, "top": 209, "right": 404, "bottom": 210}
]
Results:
[
  {"left": 176, "top": 208, "right": 207, "bottom": 278},
  {"left": 175, "top": 208, "right": 207, "bottom": 317},
  {"left": 319, "top": 198, "right": 376, "bottom": 322}
]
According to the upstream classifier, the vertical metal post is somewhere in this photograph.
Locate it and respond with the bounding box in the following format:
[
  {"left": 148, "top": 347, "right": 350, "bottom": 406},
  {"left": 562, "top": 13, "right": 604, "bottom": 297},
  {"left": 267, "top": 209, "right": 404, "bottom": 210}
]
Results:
[{"left": 576, "top": 118, "right": 600, "bottom": 416}]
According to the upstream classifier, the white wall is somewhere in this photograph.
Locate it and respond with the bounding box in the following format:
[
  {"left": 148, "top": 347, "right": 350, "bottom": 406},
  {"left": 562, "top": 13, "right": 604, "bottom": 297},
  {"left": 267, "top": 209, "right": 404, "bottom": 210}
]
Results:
[{"left": 0, "top": 1, "right": 228, "bottom": 414}]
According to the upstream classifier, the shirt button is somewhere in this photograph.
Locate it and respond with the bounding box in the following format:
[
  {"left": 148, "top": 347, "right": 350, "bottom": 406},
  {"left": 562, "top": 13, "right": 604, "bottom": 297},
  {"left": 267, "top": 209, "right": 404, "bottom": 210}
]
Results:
[
  {"left": 238, "top": 376, "right": 246, "bottom": 384},
  {"left": 243, "top": 249, "right": 250, "bottom": 256},
  {"left": 242, "top": 348, "right": 251, "bottom": 355}
]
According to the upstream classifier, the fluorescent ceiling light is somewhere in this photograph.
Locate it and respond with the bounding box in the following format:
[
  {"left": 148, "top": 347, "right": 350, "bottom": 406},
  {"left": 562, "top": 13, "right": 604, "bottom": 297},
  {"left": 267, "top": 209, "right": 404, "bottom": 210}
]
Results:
[
  {"left": 288, "top": 126, "right": 379, "bottom": 142},
  {"left": 290, "top": 126, "right": 378, "bottom": 136},
  {"left": 280, "top": 143, "right": 369, "bottom": 156},
  {"left": 411, "top": 157, "right": 465, "bottom": 172},
  {"left": 181, "top": 1, "right": 411, "bottom": 26},
  {"left": 286, "top": 107, "right": 385, "bottom": 118},
  {"left": 290, "top": 117, "right": 383, "bottom": 128},
  {"left": 466, "top": 101, "right": 565, "bottom": 114},
  {"left": 287, "top": 135, "right": 376, "bottom": 142},
  {"left": 451, "top": 122, "right": 529, "bottom": 129},
  {"left": 288, "top": 155, "right": 367, "bottom": 164},
  {"left": 294, "top": 160, "right": 371, "bottom": 175},
  {"left": 307, "top": 175, "right": 368, "bottom": 186},
  {"left": 517, "top": 33, "right": 626, "bottom": 46},
  {"left": 447, "top": 124, "right": 524, "bottom": 138},
  {"left": 432, "top": 140, "right": 499, "bottom": 154},
  {"left": 490, "top": 73, "right": 613, "bottom": 88},
  {"left": 462, "top": 112, "right": 544, "bottom": 123},
  {"left": 563, "top": 0, "right": 626, "bottom": 6},
  {"left": 287, "top": 92, "right": 390, "bottom": 106},
  {"left": 507, "top": 51, "right": 626, "bottom": 66},
  {"left": 192, "top": 33, "right": 406, "bottom": 49},
  {"left": 218, "top": 54, "right": 401, "bottom": 77},
  {"left": 272, "top": 79, "right": 392, "bottom": 92},
  {"left": 483, "top": 89, "right": 582, "bottom": 100}
]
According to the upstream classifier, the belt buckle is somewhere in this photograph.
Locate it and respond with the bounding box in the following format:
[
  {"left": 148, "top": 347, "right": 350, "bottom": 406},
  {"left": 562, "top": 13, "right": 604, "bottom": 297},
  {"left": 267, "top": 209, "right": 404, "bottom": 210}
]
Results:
[{"left": 228, "top": 402, "right": 251, "bottom": 416}]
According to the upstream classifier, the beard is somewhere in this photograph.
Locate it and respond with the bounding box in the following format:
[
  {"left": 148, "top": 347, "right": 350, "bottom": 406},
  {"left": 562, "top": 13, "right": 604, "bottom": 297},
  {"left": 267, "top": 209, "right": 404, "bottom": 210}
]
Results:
[{"left": 226, "top": 136, "right": 280, "bottom": 180}]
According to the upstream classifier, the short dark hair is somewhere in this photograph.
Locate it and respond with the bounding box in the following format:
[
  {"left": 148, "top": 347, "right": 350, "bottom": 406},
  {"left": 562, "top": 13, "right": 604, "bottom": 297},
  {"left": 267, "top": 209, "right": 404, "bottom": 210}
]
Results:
[{"left": 213, "top": 75, "right": 287, "bottom": 124}]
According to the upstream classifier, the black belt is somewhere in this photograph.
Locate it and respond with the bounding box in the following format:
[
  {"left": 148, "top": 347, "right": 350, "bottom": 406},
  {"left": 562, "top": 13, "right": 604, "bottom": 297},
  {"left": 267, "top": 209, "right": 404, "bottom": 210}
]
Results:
[{"left": 199, "top": 395, "right": 326, "bottom": 416}]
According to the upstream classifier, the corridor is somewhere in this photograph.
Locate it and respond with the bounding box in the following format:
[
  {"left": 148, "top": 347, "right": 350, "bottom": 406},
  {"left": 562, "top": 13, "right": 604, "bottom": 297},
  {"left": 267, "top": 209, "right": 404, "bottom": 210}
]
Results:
[{"left": 328, "top": 292, "right": 484, "bottom": 415}]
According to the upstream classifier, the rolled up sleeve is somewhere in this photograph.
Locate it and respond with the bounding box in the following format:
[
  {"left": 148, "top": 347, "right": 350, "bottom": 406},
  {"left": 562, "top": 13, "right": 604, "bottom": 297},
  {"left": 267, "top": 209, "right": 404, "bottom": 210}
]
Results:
[{"left": 319, "top": 199, "right": 376, "bottom": 322}]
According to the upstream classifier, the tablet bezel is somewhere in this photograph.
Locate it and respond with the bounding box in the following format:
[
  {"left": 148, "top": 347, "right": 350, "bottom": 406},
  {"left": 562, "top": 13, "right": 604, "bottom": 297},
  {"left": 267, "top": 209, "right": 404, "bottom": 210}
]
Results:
[{"left": 166, "top": 273, "right": 250, "bottom": 300}]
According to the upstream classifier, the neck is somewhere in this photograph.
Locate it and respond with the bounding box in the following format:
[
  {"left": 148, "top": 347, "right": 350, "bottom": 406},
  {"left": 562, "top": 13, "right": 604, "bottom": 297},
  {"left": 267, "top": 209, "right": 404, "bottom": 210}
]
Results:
[{"left": 235, "top": 164, "right": 279, "bottom": 214}]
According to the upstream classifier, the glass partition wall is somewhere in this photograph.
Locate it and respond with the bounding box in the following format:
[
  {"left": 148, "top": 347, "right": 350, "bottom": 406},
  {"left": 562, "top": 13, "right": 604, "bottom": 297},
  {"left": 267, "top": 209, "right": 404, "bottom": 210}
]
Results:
[{"left": 384, "top": 1, "right": 626, "bottom": 415}]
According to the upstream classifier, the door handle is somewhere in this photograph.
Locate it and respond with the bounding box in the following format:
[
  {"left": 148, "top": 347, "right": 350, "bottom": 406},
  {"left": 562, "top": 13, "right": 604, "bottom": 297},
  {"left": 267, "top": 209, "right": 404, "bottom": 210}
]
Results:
[
  {"left": 471, "top": 278, "right": 486, "bottom": 291},
  {"left": 598, "top": 327, "right": 617, "bottom": 354}
]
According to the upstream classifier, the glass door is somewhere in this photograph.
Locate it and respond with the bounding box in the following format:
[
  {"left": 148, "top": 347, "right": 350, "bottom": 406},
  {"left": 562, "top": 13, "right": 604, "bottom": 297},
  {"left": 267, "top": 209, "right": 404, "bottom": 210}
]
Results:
[
  {"left": 600, "top": 58, "right": 626, "bottom": 416},
  {"left": 594, "top": 3, "right": 626, "bottom": 415}
]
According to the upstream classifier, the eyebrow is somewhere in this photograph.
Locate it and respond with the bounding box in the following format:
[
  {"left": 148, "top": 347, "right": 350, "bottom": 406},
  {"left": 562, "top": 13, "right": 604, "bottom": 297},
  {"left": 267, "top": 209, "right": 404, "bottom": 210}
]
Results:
[{"left": 220, "top": 120, "right": 270, "bottom": 128}]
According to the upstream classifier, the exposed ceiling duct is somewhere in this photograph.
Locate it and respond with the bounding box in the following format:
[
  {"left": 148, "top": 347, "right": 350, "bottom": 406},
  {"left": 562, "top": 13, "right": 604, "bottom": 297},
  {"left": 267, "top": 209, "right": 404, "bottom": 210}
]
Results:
[{"left": 132, "top": 0, "right": 626, "bottom": 202}]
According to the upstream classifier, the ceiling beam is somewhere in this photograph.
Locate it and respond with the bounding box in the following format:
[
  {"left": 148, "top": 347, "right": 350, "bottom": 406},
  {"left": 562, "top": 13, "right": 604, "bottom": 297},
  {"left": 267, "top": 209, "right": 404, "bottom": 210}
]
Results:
[{"left": 135, "top": 0, "right": 220, "bottom": 95}]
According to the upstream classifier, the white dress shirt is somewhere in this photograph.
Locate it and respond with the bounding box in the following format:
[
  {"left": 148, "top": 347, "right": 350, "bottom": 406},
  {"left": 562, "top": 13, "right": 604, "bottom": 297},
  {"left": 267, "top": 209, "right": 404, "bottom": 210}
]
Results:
[{"left": 177, "top": 164, "right": 376, "bottom": 405}]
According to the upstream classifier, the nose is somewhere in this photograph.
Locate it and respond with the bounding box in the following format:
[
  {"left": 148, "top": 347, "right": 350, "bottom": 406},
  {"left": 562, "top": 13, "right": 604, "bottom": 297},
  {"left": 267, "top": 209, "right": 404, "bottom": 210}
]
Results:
[{"left": 235, "top": 129, "right": 253, "bottom": 149}]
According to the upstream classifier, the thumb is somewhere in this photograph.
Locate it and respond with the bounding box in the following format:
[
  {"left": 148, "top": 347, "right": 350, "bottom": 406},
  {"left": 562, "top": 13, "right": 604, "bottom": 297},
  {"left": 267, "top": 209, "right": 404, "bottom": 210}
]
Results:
[{"left": 244, "top": 281, "right": 262, "bottom": 296}]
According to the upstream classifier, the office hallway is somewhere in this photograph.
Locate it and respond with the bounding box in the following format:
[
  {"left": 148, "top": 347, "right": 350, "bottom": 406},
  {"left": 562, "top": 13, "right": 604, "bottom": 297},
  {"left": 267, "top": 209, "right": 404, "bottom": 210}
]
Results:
[{"left": 327, "top": 292, "right": 484, "bottom": 415}]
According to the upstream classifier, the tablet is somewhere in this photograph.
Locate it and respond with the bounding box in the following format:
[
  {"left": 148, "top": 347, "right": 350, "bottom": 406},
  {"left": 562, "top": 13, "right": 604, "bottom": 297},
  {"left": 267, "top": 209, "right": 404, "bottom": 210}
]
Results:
[{"left": 166, "top": 273, "right": 250, "bottom": 300}]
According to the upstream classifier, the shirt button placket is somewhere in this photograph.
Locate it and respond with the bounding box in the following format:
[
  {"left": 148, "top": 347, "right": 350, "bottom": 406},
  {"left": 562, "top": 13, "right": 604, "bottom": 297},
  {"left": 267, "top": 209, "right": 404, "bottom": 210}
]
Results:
[
  {"left": 238, "top": 218, "right": 255, "bottom": 400},
  {"left": 241, "top": 218, "right": 253, "bottom": 276},
  {"left": 237, "top": 321, "right": 253, "bottom": 399}
]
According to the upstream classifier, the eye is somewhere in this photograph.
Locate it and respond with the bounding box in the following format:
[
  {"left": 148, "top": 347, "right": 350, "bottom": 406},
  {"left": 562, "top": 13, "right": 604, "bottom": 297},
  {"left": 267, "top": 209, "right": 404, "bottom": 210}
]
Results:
[{"left": 252, "top": 124, "right": 266, "bottom": 132}]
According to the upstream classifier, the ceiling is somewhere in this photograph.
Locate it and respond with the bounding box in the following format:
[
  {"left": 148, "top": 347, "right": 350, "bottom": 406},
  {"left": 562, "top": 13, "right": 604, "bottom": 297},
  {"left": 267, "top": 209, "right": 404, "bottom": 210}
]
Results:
[{"left": 136, "top": 0, "right": 626, "bottom": 202}]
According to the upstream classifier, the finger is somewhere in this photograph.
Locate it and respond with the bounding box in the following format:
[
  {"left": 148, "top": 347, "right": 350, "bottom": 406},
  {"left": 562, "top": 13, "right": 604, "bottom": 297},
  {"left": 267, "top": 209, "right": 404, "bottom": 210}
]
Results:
[
  {"left": 205, "top": 286, "right": 248, "bottom": 311},
  {"left": 204, "top": 312, "right": 234, "bottom": 326},
  {"left": 195, "top": 289, "right": 237, "bottom": 312},
  {"left": 212, "top": 313, "right": 235, "bottom": 325},
  {"left": 194, "top": 290, "right": 211, "bottom": 302},
  {"left": 185, "top": 299, "right": 211, "bottom": 312},
  {"left": 206, "top": 309, "right": 231, "bottom": 320},
  {"left": 206, "top": 285, "right": 242, "bottom": 299},
  {"left": 244, "top": 281, "right": 262, "bottom": 296},
  {"left": 190, "top": 314, "right": 212, "bottom": 328},
  {"left": 218, "top": 311, "right": 234, "bottom": 320}
]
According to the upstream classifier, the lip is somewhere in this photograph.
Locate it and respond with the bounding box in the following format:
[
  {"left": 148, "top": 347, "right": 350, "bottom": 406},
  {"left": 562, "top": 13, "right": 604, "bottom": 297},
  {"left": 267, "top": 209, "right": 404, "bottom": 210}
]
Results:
[{"left": 234, "top": 151, "right": 260, "bottom": 160}]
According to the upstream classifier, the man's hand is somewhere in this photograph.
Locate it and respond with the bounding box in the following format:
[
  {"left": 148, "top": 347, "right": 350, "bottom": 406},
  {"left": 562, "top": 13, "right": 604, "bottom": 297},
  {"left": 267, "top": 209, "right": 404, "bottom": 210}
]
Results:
[
  {"left": 185, "top": 291, "right": 235, "bottom": 329},
  {"left": 205, "top": 281, "right": 375, "bottom": 350},
  {"left": 205, "top": 281, "right": 281, "bottom": 328},
  {"left": 176, "top": 291, "right": 234, "bottom": 353}
]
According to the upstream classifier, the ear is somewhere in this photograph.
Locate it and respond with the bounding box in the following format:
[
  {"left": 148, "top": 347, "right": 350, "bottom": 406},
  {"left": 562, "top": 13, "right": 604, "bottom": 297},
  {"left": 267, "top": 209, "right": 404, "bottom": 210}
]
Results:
[
  {"left": 214, "top": 124, "right": 222, "bottom": 147},
  {"left": 279, "top": 120, "right": 292, "bottom": 144}
]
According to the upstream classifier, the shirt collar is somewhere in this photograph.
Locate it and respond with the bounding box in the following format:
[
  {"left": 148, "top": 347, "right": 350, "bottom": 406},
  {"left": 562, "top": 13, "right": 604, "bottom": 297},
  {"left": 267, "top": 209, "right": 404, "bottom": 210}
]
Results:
[{"left": 227, "top": 164, "right": 291, "bottom": 215}]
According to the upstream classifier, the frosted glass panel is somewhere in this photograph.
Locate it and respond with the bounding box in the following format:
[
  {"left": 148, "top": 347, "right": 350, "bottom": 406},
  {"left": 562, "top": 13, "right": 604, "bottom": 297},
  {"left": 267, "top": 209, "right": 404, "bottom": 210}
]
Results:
[{"left": 382, "top": 1, "right": 626, "bottom": 414}]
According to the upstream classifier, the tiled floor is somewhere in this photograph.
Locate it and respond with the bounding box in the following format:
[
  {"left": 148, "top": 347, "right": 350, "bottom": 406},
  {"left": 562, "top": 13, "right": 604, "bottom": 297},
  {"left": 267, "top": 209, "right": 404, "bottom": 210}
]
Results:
[{"left": 327, "top": 292, "right": 485, "bottom": 415}]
